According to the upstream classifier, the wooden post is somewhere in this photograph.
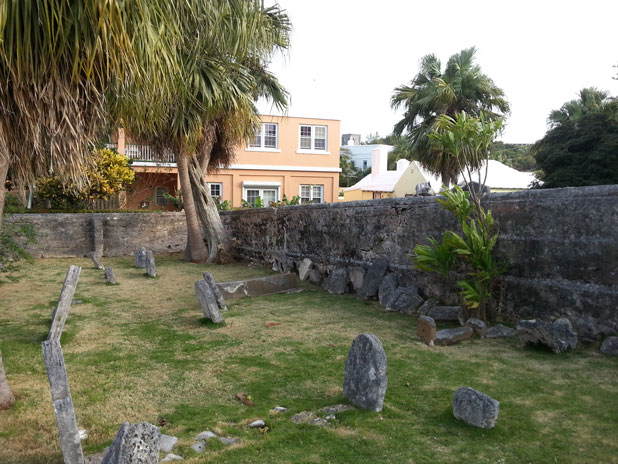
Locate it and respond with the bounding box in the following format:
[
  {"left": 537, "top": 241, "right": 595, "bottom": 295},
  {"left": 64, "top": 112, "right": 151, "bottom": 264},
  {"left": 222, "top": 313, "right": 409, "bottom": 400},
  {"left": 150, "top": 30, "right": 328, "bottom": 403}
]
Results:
[
  {"left": 42, "top": 339, "right": 84, "bottom": 464},
  {"left": 48, "top": 266, "right": 81, "bottom": 341}
]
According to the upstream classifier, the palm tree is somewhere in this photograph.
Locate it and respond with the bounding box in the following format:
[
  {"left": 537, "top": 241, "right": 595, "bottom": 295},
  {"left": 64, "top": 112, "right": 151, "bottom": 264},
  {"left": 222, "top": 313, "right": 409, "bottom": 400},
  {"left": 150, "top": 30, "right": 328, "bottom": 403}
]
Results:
[
  {"left": 117, "top": 1, "right": 290, "bottom": 263},
  {"left": 548, "top": 87, "right": 617, "bottom": 128},
  {"left": 391, "top": 47, "right": 510, "bottom": 186}
]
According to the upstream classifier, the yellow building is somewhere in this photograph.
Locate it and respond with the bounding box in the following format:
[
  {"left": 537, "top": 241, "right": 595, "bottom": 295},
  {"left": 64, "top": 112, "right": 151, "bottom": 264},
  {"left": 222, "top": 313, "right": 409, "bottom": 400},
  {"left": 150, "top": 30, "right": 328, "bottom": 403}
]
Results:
[{"left": 112, "top": 115, "right": 341, "bottom": 209}]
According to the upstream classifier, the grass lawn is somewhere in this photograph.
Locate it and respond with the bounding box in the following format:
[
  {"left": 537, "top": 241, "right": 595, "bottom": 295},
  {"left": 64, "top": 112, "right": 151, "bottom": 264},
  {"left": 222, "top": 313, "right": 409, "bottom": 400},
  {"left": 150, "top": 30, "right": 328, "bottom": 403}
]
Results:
[{"left": 0, "top": 255, "right": 617, "bottom": 463}]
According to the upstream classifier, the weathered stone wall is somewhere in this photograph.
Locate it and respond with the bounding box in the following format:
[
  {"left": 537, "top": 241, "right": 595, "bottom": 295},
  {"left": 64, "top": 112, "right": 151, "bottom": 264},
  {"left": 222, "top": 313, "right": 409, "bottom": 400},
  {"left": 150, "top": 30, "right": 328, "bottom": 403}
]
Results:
[
  {"left": 6, "top": 185, "right": 618, "bottom": 332},
  {"left": 5, "top": 212, "right": 187, "bottom": 257},
  {"left": 220, "top": 185, "right": 618, "bottom": 332}
]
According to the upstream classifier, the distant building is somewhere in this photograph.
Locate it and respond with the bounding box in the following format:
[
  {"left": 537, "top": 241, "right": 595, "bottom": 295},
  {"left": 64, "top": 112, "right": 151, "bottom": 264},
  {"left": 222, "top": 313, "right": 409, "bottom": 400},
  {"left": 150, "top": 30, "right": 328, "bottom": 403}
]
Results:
[
  {"left": 341, "top": 144, "right": 394, "bottom": 170},
  {"left": 341, "top": 133, "right": 361, "bottom": 146}
]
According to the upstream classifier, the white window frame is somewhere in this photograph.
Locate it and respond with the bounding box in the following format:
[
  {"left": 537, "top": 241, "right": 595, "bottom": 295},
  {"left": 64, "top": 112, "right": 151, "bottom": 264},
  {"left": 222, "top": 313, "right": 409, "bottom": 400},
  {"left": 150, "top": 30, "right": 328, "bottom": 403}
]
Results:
[
  {"left": 242, "top": 181, "right": 281, "bottom": 206},
  {"left": 299, "top": 184, "right": 324, "bottom": 204},
  {"left": 246, "top": 123, "right": 281, "bottom": 152},
  {"left": 155, "top": 187, "right": 168, "bottom": 206},
  {"left": 208, "top": 182, "right": 223, "bottom": 199},
  {"left": 297, "top": 125, "right": 330, "bottom": 154}
]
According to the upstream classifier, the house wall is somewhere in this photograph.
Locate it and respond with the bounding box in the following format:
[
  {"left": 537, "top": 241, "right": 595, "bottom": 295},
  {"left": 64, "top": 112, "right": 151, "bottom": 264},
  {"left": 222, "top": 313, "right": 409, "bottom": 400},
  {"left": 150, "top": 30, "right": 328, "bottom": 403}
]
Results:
[
  {"left": 125, "top": 169, "right": 179, "bottom": 211},
  {"left": 393, "top": 164, "right": 426, "bottom": 197}
]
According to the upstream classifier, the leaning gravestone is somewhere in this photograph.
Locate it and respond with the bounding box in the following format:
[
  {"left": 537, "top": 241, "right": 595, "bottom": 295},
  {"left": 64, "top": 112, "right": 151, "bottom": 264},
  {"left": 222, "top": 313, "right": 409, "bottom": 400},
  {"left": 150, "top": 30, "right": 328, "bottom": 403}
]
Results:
[
  {"left": 145, "top": 251, "right": 156, "bottom": 277},
  {"left": 357, "top": 258, "right": 389, "bottom": 299},
  {"left": 49, "top": 265, "right": 81, "bottom": 341},
  {"left": 385, "top": 286, "right": 424, "bottom": 315},
  {"left": 88, "top": 252, "right": 104, "bottom": 270},
  {"left": 42, "top": 339, "right": 84, "bottom": 464},
  {"left": 195, "top": 280, "right": 223, "bottom": 323},
  {"left": 104, "top": 267, "right": 117, "bottom": 285},
  {"left": 134, "top": 247, "right": 147, "bottom": 268},
  {"left": 343, "top": 334, "right": 388, "bottom": 412},
  {"left": 100, "top": 422, "right": 160, "bottom": 464},
  {"left": 203, "top": 273, "right": 227, "bottom": 311},
  {"left": 452, "top": 387, "right": 499, "bottom": 429}
]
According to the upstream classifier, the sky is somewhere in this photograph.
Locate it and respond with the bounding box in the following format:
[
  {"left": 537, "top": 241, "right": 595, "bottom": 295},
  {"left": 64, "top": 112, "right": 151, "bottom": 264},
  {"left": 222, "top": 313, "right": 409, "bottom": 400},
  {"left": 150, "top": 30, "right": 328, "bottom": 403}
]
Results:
[{"left": 258, "top": 0, "right": 618, "bottom": 144}]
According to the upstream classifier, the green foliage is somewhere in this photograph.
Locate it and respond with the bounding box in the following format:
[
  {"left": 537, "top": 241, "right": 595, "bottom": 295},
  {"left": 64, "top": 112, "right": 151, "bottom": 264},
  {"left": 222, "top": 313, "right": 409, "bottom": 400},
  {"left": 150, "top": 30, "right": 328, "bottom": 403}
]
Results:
[
  {"left": 163, "top": 190, "right": 183, "bottom": 211},
  {"left": 241, "top": 197, "right": 264, "bottom": 208},
  {"left": 490, "top": 142, "right": 536, "bottom": 171},
  {"left": 2, "top": 193, "right": 27, "bottom": 214},
  {"left": 339, "top": 149, "right": 366, "bottom": 187},
  {"left": 0, "top": 223, "right": 36, "bottom": 281},
  {"left": 215, "top": 200, "right": 233, "bottom": 211},
  {"left": 533, "top": 112, "right": 618, "bottom": 188},
  {"left": 273, "top": 194, "right": 301, "bottom": 206},
  {"left": 548, "top": 87, "right": 618, "bottom": 128},
  {"left": 412, "top": 186, "right": 503, "bottom": 320}
]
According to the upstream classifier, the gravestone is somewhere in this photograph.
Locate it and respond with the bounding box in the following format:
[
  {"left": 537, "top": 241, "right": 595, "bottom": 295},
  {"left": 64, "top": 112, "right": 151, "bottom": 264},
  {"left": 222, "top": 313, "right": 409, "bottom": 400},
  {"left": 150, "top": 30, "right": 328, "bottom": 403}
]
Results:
[
  {"left": 486, "top": 324, "right": 516, "bottom": 338},
  {"left": 417, "top": 316, "right": 436, "bottom": 346},
  {"left": 88, "top": 252, "right": 104, "bottom": 270},
  {"left": 348, "top": 267, "right": 366, "bottom": 292},
  {"left": 465, "top": 318, "right": 487, "bottom": 338},
  {"left": 358, "top": 258, "right": 389, "bottom": 299},
  {"left": 134, "top": 247, "right": 147, "bottom": 268},
  {"left": 516, "top": 318, "right": 577, "bottom": 353},
  {"left": 42, "top": 339, "right": 84, "bottom": 464},
  {"left": 600, "top": 337, "right": 618, "bottom": 356},
  {"left": 145, "top": 251, "right": 156, "bottom": 277},
  {"left": 385, "top": 287, "right": 424, "bottom": 315},
  {"left": 49, "top": 265, "right": 81, "bottom": 341},
  {"left": 100, "top": 422, "right": 160, "bottom": 464},
  {"left": 378, "top": 274, "right": 397, "bottom": 307},
  {"left": 195, "top": 280, "right": 223, "bottom": 323},
  {"left": 297, "top": 258, "right": 313, "bottom": 281},
  {"left": 0, "top": 348, "right": 15, "bottom": 410},
  {"left": 202, "top": 273, "right": 227, "bottom": 311},
  {"left": 452, "top": 387, "right": 499, "bottom": 429},
  {"left": 435, "top": 327, "right": 474, "bottom": 346},
  {"left": 343, "top": 334, "right": 388, "bottom": 412},
  {"left": 104, "top": 267, "right": 117, "bottom": 285},
  {"left": 323, "top": 267, "right": 349, "bottom": 295}
]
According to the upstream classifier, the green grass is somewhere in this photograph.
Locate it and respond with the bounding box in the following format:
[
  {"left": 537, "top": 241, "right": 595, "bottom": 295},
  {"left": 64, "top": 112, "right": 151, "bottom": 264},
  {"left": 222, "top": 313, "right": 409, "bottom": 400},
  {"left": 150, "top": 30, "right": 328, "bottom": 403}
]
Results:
[{"left": 0, "top": 255, "right": 617, "bottom": 463}]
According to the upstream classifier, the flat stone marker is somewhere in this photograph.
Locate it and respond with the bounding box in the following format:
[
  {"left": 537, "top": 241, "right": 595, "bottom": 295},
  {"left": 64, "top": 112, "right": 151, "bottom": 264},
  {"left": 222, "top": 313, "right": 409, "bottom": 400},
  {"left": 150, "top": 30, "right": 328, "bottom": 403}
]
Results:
[
  {"left": 49, "top": 265, "right": 81, "bottom": 341},
  {"left": 486, "top": 324, "right": 516, "bottom": 338},
  {"left": 100, "top": 422, "right": 160, "bottom": 464},
  {"left": 42, "top": 339, "right": 84, "bottom": 464},
  {"left": 104, "top": 267, "right": 117, "bottom": 285},
  {"left": 134, "top": 247, "right": 147, "bottom": 268},
  {"left": 417, "top": 316, "right": 436, "bottom": 346},
  {"left": 216, "top": 273, "right": 300, "bottom": 300},
  {"left": 202, "top": 273, "right": 227, "bottom": 311},
  {"left": 159, "top": 434, "right": 178, "bottom": 453},
  {"left": 452, "top": 387, "right": 499, "bottom": 429},
  {"left": 145, "top": 250, "right": 156, "bottom": 277},
  {"left": 88, "top": 252, "right": 104, "bottom": 270},
  {"left": 435, "top": 327, "right": 474, "bottom": 346},
  {"left": 343, "top": 333, "right": 388, "bottom": 412},
  {"left": 195, "top": 280, "right": 223, "bottom": 323}
]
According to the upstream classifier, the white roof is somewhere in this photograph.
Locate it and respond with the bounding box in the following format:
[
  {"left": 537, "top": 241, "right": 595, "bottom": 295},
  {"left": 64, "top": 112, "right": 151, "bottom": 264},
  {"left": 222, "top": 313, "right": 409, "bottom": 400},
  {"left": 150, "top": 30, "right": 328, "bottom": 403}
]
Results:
[
  {"left": 460, "top": 160, "right": 536, "bottom": 190},
  {"left": 343, "top": 170, "right": 404, "bottom": 192}
]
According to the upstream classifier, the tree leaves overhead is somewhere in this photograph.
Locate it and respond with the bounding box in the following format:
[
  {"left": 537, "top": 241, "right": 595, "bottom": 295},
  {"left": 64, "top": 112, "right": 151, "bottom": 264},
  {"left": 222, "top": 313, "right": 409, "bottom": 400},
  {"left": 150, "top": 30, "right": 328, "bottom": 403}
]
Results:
[{"left": 547, "top": 87, "right": 618, "bottom": 128}]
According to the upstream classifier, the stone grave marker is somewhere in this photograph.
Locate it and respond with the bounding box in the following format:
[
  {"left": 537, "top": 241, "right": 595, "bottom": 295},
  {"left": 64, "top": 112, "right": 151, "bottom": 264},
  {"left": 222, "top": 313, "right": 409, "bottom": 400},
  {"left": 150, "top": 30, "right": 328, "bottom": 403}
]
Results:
[
  {"left": 0, "top": 347, "right": 15, "bottom": 410},
  {"left": 145, "top": 251, "right": 156, "bottom": 277},
  {"left": 104, "top": 267, "right": 117, "bottom": 285},
  {"left": 358, "top": 258, "right": 389, "bottom": 299},
  {"left": 88, "top": 251, "right": 104, "bottom": 270},
  {"left": 516, "top": 318, "right": 577, "bottom": 353},
  {"left": 42, "top": 339, "right": 84, "bottom": 464},
  {"left": 435, "top": 327, "right": 473, "bottom": 346},
  {"left": 134, "top": 247, "right": 147, "bottom": 268},
  {"left": 195, "top": 280, "right": 223, "bottom": 323},
  {"left": 100, "top": 422, "right": 160, "bottom": 464},
  {"left": 417, "top": 316, "right": 436, "bottom": 346},
  {"left": 297, "top": 258, "right": 313, "bottom": 281},
  {"left": 202, "top": 272, "right": 227, "bottom": 311},
  {"left": 343, "top": 333, "right": 388, "bottom": 412},
  {"left": 49, "top": 265, "right": 81, "bottom": 341},
  {"left": 323, "top": 267, "right": 349, "bottom": 294},
  {"left": 452, "top": 387, "right": 499, "bottom": 429}
]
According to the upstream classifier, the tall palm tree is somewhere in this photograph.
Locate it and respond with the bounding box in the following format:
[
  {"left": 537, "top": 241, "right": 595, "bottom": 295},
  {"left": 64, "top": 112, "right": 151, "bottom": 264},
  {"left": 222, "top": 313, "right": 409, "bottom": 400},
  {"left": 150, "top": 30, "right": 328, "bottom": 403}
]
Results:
[
  {"left": 117, "top": 1, "right": 290, "bottom": 263},
  {"left": 548, "top": 87, "right": 617, "bottom": 128},
  {"left": 391, "top": 47, "right": 510, "bottom": 186}
]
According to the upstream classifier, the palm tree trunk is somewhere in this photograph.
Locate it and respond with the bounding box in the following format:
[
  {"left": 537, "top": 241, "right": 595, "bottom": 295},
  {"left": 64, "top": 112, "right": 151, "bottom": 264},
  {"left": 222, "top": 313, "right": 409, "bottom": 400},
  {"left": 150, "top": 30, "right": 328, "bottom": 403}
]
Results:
[
  {"left": 177, "top": 154, "right": 209, "bottom": 263},
  {"left": 0, "top": 347, "right": 15, "bottom": 410},
  {"left": 0, "top": 155, "right": 9, "bottom": 231},
  {"left": 187, "top": 153, "right": 233, "bottom": 264}
]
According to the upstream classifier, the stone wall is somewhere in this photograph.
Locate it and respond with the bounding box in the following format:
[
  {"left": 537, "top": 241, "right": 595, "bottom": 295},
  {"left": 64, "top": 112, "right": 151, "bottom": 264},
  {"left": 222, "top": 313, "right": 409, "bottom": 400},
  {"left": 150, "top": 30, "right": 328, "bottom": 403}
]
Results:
[
  {"left": 5, "top": 212, "right": 187, "bottom": 257},
  {"left": 6, "top": 185, "right": 618, "bottom": 333}
]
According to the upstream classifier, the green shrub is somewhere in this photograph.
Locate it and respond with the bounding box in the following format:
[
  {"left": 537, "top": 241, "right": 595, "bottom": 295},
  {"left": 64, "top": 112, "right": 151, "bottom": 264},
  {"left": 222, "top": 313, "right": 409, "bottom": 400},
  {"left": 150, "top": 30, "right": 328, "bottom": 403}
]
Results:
[{"left": 0, "top": 222, "right": 36, "bottom": 281}]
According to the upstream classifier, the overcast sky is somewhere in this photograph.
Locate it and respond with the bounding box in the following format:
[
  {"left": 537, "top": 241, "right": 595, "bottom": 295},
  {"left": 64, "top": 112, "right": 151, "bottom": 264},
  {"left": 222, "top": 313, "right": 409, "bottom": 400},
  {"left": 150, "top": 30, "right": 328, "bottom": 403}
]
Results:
[{"left": 258, "top": 0, "right": 618, "bottom": 144}]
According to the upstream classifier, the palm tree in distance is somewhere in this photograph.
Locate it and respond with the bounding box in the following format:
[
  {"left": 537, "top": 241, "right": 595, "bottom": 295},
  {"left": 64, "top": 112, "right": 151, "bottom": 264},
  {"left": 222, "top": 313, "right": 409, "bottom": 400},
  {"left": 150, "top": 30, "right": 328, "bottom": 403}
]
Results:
[
  {"left": 548, "top": 87, "right": 617, "bottom": 128},
  {"left": 391, "top": 47, "right": 510, "bottom": 186}
]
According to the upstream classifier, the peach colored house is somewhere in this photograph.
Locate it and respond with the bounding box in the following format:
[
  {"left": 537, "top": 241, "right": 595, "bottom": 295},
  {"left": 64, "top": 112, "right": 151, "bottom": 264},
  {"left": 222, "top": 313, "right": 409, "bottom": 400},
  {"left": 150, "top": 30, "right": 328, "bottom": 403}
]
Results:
[{"left": 111, "top": 115, "right": 341, "bottom": 210}]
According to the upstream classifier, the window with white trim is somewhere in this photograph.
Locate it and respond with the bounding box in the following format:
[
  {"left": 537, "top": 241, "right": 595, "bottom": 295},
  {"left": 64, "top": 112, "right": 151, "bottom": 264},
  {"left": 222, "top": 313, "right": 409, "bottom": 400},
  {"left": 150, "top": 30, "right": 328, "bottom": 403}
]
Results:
[
  {"left": 299, "top": 184, "right": 323, "bottom": 204},
  {"left": 208, "top": 182, "right": 222, "bottom": 199},
  {"left": 299, "top": 125, "right": 327, "bottom": 151},
  {"left": 249, "top": 123, "right": 278, "bottom": 149},
  {"left": 243, "top": 187, "right": 279, "bottom": 206},
  {"left": 155, "top": 187, "right": 168, "bottom": 206}
]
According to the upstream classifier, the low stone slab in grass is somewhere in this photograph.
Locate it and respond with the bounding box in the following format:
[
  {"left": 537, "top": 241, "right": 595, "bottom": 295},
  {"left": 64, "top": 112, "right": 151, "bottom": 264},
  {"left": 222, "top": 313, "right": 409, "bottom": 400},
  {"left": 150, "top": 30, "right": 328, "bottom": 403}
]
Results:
[
  {"left": 486, "top": 324, "right": 516, "bottom": 338},
  {"left": 600, "top": 336, "right": 618, "bottom": 356},
  {"left": 343, "top": 333, "right": 388, "bottom": 412},
  {"left": 216, "top": 273, "right": 300, "bottom": 300},
  {"left": 435, "top": 327, "right": 474, "bottom": 346},
  {"left": 101, "top": 422, "right": 160, "bottom": 464},
  {"left": 452, "top": 387, "right": 499, "bottom": 429},
  {"left": 516, "top": 318, "right": 577, "bottom": 354}
]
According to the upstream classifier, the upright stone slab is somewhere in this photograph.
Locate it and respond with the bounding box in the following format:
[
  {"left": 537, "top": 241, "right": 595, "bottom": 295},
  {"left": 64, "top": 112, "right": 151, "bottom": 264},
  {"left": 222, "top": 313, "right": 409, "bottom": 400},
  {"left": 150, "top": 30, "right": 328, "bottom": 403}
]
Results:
[
  {"left": 100, "top": 422, "right": 160, "bottom": 464},
  {"left": 600, "top": 336, "right": 618, "bottom": 356},
  {"left": 49, "top": 265, "right": 81, "bottom": 341},
  {"left": 297, "top": 258, "right": 313, "bottom": 281},
  {"left": 202, "top": 273, "right": 227, "bottom": 311},
  {"left": 88, "top": 252, "right": 104, "bottom": 270},
  {"left": 323, "top": 267, "right": 349, "bottom": 295},
  {"left": 385, "top": 287, "right": 424, "bottom": 315},
  {"left": 417, "top": 316, "right": 436, "bottom": 346},
  {"left": 343, "top": 334, "right": 388, "bottom": 412},
  {"left": 195, "top": 280, "right": 223, "bottom": 323},
  {"left": 134, "top": 247, "right": 147, "bottom": 268},
  {"left": 104, "top": 267, "right": 117, "bottom": 285},
  {"left": 91, "top": 217, "right": 104, "bottom": 258},
  {"left": 357, "top": 258, "right": 389, "bottom": 299},
  {"left": 378, "top": 274, "right": 397, "bottom": 307},
  {"left": 42, "top": 339, "right": 84, "bottom": 464},
  {"left": 145, "top": 251, "right": 156, "bottom": 277},
  {"left": 452, "top": 387, "right": 499, "bottom": 429},
  {"left": 348, "top": 267, "right": 366, "bottom": 292},
  {"left": 0, "top": 347, "right": 15, "bottom": 410}
]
